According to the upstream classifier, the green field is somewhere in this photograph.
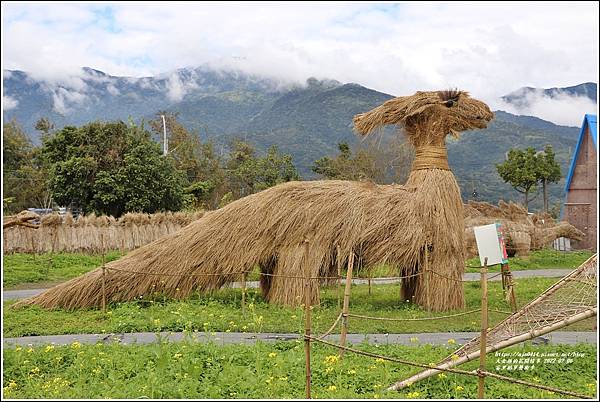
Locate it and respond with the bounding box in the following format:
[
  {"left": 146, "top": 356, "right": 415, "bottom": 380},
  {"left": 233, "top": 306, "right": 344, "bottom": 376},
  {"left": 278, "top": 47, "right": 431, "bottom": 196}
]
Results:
[
  {"left": 2, "top": 340, "right": 596, "bottom": 399},
  {"left": 3, "top": 252, "right": 122, "bottom": 289},
  {"left": 2, "top": 249, "right": 593, "bottom": 290},
  {"left": 4, "top": 277, "right": 595, "bottom": 338}
]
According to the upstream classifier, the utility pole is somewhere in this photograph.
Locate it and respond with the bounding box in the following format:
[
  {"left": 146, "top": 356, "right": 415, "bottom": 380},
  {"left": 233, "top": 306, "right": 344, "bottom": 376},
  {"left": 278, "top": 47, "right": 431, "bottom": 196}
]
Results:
[{"left": 161, "top": 114, "right": 168, "bottom": 156}]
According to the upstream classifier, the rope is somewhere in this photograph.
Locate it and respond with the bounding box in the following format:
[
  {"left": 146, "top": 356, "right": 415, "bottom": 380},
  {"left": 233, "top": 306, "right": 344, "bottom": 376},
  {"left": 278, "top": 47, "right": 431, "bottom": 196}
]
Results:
[
  {"left": 305, "top": 335, "right": 592, "bottom": 399},
  {"left": 347, "top": 309, "right": 482, "bottom": 322},
  {"left": 346, "top": 308, "right": 512, "bottom": 322},
  {"left": 316, "top": 312, "right": 343, "bottom": 339},
  {"left": 105, "top": 266, "right": 502, "bottom": 284},
  {"left": 411, "top": 145, "right": 450, "bottom": 171}
]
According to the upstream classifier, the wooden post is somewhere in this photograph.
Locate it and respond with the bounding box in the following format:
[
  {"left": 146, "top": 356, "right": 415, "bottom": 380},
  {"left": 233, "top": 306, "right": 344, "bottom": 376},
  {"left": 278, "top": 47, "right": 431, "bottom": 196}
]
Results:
[
  {"left": 501, "top": 264, "right": 518, "bottom": 313},
  {"left": 303, "top": 240, "right": 312, "bottom": 399},
  {"left": 241, "top": 272, "right": 247, "bottom": 317},
  {"left": 101, "top": 233, "right": 107, "bottom": 314},
  {"left": 425, "top": 245, "right": 431, "bottom": 314},
  {"left": 478, "top": 257, "right": 489, "bottom": 399},
  {"left": 336, "top": 245, "right": 342, "bottom": 310},
  {"left": 30, "top": 229, "right": 36, "bottom": 262},
  {"left": 339, "top": 251, "right": 355, "bottom": 357},
  {"left": 368, "top": 270, "right": 372, "bottom": 296}
]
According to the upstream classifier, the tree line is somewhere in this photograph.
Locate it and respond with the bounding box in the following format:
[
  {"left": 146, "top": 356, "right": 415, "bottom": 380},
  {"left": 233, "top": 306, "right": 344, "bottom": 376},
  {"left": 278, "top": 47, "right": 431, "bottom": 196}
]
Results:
[{"left": 3, "top": 113, "right": 562, "bottom": 216}]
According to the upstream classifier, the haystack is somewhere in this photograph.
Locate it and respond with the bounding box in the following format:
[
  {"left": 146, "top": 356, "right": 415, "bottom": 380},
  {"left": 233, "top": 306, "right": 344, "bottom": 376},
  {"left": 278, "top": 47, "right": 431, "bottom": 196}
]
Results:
[
  {"left": 15, "top": 90, "right": 494, "bottom": 312},
  {"left": 463, "top": 200, "right": 584, "bottom": 257}
]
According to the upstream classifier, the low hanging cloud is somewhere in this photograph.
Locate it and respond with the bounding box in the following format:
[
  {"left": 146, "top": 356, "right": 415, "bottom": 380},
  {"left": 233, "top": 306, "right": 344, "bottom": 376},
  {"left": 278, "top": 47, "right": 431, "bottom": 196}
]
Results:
[
  {"left": 493, "top": 91, "right": 597, "bottom": 127},
  {"left": 50, "top": 87, "right": 89, "bottom": 115},
  {"left": 3, "top": 95, "right": 18, "bottom": 111}
]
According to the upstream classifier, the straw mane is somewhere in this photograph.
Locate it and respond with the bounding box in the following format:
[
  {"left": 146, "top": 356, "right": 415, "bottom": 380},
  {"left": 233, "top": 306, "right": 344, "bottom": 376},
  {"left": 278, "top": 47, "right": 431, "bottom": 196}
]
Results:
[{"left": 16, "top": 90, "right": 494, "bottom": 312}]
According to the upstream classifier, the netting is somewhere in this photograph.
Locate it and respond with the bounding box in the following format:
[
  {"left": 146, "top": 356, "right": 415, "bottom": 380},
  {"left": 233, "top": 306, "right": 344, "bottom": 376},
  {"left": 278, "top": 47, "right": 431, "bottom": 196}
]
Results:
[{"left": 390, "top": 254, "right": 597, "bottom": 390}]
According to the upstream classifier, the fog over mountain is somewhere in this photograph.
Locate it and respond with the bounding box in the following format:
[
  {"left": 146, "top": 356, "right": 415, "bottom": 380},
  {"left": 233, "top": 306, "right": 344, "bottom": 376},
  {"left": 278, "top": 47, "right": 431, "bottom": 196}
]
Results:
[{"left": 3, "top": 66, "right": 593, "bottom": 209}]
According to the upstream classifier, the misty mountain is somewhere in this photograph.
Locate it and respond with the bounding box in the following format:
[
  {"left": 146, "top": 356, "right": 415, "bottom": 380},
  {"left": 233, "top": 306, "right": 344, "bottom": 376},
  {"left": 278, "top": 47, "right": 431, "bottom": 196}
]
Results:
[
  {"left": 3, "top": 67, "right": 585, "bottom": 209},
  {"left": 502, "top": 82, "right": 597, "bottom": 108}
]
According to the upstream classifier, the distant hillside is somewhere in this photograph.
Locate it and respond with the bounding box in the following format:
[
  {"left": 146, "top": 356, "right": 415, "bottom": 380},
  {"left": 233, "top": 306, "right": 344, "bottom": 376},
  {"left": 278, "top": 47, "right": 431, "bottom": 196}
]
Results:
[
  {"left": 502, "top": 82, "right": 597, "bottom": 107},
  {"left": 3, "top": 67, "right": 583, "bottom": 210}
]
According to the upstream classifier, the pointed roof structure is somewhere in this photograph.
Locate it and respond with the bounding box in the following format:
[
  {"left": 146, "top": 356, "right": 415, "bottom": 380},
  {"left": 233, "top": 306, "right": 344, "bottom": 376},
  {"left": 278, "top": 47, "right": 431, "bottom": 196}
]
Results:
[{"left": 565, "top": 114, "right": 597, "bottom": 191}]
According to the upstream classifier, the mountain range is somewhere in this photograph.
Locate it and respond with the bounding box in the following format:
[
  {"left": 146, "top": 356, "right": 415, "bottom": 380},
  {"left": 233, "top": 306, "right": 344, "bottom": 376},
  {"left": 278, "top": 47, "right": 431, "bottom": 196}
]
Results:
[{"left": 3, "top": 67, "right": 596, "bottom": 210}]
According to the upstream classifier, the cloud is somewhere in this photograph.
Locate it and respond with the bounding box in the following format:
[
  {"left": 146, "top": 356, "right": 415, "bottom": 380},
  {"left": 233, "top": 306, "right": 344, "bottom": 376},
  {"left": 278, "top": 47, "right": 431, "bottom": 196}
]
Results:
[
  {"left": 50, "top": 87, "right": 88, "bottom": 115},
  {"left": 163, "top": 72, "right": 198, "bottom": 102},
  {"left": 493, "top": 91, "right": 597, "bottom": 127},
  {"left": 3, "top": 95, "right": 18, "bottom": 111},
  {"left": 2, "top": 2, "right": 597, "bottom": 122}
]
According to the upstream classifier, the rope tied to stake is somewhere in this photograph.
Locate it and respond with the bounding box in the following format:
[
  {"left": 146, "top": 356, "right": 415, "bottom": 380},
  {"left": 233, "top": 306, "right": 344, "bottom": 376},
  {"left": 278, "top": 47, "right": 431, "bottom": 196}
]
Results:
[{"left": 412, "top": 145, "right": 450, "bottom": 171}]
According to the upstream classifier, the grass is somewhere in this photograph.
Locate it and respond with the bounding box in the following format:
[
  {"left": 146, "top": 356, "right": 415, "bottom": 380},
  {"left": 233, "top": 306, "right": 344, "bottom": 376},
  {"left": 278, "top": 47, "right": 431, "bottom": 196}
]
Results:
[
  {"left": 4, "top": 277, "right": 595, "bottom": 338},
  {"left": 2, "top": 340, "right": 596, "bottom": 399},
  {"left": 465, "top": 249, "right": 594, "bottom": 273},
  {"left": 2, "top": 252, "right": 122, "bottom": 289},
  {"left": 3, "top": 249, "right": 592, "bottom": 290}
]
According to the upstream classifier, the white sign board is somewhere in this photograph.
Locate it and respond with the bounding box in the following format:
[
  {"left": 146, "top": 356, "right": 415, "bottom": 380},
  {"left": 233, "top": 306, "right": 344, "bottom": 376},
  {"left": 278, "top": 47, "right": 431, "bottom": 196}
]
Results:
[{"left": 473, "top": 223, "right": 503, "bottom": 266}]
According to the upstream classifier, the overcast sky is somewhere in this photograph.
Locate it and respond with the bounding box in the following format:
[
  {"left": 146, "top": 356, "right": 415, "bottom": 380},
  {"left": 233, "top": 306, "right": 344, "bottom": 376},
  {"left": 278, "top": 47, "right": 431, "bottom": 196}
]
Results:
[{"left": 2, "top": 1, "right": 598, "bottom": 125}]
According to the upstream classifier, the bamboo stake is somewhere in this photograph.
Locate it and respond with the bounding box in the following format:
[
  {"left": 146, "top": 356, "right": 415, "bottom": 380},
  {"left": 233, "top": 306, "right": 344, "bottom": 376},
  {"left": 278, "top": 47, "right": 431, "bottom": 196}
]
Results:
[
  {"left": 425, "top": 245, "right": 431, "bottom": 315},
  {"left": 101, "top": 233, "right": 107, "bottom": 314},
  {"left": 339, "top": 251, "right": 355, "bottom": 357},
  {"left": 478, "top": 257, "right": 489, "bottom": 399},
  {"left": 30, "top": 229, "right": 36, "bottom": 261},
  {"left": 336, "top": 245, "right": 342, "bottom": 310},
  {"left": 303, "top": 239, "right": 312, "bottom": 399},
  {"left": 241, "top": 272, "right": 247, "bottom": 317}
]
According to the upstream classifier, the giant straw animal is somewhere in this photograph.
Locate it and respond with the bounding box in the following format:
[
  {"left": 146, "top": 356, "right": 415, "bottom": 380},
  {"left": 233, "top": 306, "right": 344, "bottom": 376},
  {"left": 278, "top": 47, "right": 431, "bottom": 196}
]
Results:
[{"left": 16, "top": 90, "right": 493, "bottom": 312}]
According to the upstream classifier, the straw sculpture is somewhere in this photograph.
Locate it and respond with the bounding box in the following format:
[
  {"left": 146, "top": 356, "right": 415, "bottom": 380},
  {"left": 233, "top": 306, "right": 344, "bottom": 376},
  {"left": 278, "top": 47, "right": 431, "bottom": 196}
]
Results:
[
  {"left": 16, "top": 89, "right": 494, "bottom": 311},
  {"left": 463, "top": 201, "right": 584, "bottom": 257}
]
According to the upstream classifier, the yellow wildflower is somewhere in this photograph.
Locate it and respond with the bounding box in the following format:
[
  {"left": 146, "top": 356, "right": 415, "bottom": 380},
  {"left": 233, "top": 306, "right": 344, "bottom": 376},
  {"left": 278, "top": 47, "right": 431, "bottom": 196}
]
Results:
[
  {"left": 173, "top": 353, "right": 183, "bottom": 359},
  {"left": 278, "top": 376, "right": 288, "bottom": 381},
  {"left": 325, "top": 367, "right": 333, "bottom": 373},
  {"left": 26, "top": 348, "right": 34, "bottom": 353},
  {"left": 438, "top": 373, "right": 447, "bottom": 379},
  {"left": 153, "top": 319, "right": 161, "bottom": 326},
  {"left": 324, "top": 355, "right": 339, "bottom": 364},
  {"left": 327, "top": 385, "right": 337, "bottom": 392},
  {"left": 30, "top": 367, "right": 40, "bottom": 374},
  {"left": 268, "top": 352, "right": 277, "bottom": 358},
  {"left": 376, "top": 358, "right": 385, "bottom": 363},
  {"left": 450, "top": 354, "right": 459, "bottom": 361},
  {"left": 455, "top": 385, "right": 464, "bottom": 392},
  {"left": 15, "top": 346, "right": 22, "bottom": 352},
  {"left": 447, "top": 338, "right": 456, "bottom": 345},
  {"left": 347, "top": 369, "right": 356, "bottom": 375},
  {"left": 45, "top": 345, "right": 55, "bottom": 353},
  {"left": 71, "top": 341, "right": 82, "bottom": 349},
  {"left": 410, "top": 337, "right": 419, "bottom": 343},
  {"left": 407, "top": 391, "right": 421, "bottom": 398}
]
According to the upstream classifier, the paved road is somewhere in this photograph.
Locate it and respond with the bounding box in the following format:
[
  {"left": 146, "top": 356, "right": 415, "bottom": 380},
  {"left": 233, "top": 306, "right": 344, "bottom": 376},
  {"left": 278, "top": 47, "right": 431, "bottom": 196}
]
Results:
[
  {"left": 3, "top": 331, "right": 595, "bottom": 349},
  {"left": 2, "top": 269, "right": 574, "bottom": 302}
]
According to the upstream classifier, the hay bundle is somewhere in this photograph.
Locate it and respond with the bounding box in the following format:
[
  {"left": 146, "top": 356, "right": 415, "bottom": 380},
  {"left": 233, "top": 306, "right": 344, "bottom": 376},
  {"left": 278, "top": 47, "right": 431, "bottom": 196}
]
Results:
[{"left": 17, "top": 90, "right": 494, "bottom": 312}]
